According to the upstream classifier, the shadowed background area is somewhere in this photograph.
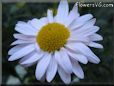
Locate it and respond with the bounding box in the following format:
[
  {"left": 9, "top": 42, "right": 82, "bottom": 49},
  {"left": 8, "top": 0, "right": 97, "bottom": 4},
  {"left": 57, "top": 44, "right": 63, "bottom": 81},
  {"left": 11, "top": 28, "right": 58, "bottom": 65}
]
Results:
[{"left": 2, "top": 2, "right": 114, "bottom": 85}]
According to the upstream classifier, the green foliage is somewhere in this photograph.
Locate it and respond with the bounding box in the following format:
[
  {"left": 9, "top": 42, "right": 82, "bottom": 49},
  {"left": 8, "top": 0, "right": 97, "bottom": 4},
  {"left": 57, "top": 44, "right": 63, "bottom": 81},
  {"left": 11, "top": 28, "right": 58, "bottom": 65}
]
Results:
[{"left": 2, "top": 2, "right": 114, "bottom": 85}]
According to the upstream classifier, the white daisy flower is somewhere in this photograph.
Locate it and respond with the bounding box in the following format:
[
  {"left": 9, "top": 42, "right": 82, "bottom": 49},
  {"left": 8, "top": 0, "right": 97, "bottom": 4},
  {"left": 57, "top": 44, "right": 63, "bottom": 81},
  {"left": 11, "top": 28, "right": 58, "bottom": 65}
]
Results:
[{"left": 8, "top": 0, "right": 103, "bottom": 84}]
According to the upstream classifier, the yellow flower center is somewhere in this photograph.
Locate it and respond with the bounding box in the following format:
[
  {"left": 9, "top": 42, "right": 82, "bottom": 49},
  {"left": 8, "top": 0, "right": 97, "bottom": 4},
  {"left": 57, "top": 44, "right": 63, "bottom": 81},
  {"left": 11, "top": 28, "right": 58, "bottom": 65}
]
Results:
[{"left": 36, "top": 23, "right": 70, "bottom": 52}]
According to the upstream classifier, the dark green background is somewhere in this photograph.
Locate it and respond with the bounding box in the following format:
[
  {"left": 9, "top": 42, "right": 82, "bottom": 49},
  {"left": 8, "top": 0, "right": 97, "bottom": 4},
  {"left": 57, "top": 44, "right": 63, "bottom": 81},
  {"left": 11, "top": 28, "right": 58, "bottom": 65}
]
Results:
[{"left": 2, "top": 2, "right": 114, "bottom": 85}]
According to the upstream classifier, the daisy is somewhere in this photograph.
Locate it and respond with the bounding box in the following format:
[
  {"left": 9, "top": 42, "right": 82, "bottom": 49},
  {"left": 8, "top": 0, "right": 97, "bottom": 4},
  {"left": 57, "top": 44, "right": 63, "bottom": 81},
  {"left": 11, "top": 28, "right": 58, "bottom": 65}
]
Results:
[{"left": 8, "top": 0, "right": 103, "bottom": 84}]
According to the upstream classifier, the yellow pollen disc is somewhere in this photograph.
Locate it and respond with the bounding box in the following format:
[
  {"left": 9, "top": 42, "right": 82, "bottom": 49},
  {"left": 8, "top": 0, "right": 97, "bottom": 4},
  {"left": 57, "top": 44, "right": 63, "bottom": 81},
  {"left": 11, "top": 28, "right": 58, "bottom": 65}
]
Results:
[{"left": 36, "top": 23, "right": 70, "bottom": 52}]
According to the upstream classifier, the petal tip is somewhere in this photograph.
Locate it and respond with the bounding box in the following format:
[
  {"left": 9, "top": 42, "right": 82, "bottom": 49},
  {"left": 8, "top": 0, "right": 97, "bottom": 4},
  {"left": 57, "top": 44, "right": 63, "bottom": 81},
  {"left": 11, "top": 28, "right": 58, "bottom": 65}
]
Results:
[
  {"left": 8, "top": 57, "right": 13, "bottom": 61},
  {"left": 94, "top": 58, "right": 101, "bottom": 64},
  {"left": 79, "top": 75, "right": 84, "bottom": 79},
  {"left": 47, "top": 78, "right": 52, "bottom": 83}
]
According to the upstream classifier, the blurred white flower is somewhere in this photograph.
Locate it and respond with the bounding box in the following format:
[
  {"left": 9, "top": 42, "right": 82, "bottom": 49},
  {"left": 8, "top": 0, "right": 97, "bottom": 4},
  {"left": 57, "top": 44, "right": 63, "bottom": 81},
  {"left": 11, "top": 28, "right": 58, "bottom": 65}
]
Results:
[
  {"left": 6, "top": 76, "right": 21, "bottom": 85},
  {"left": 8, "top": 0, "right": 103, "bottom": 84}
]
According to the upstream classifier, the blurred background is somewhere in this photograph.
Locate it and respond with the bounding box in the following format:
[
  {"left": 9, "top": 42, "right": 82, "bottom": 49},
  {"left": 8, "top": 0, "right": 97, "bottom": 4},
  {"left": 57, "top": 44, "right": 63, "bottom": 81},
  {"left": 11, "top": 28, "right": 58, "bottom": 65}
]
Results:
[{"left": 2, "top": 2, "right": 114, "bottom": 85}]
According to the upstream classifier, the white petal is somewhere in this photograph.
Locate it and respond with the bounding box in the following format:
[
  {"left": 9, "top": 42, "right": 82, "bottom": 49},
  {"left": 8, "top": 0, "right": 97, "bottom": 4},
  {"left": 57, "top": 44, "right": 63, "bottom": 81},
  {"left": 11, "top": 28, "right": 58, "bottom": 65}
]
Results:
[
  {"left": 71, "top": 18, "right": 96, "bottom": 32},
  {"left": 37, "top": 17, "right": 48, "bottom": 30},
  {"left": 54, "top": 50, "right": 72, "bottom": 74},
  {"left": 86, "top": 18, "right": 96, "bottom": 26},
  {"left": 89, "top": 34, "right": 103, "bottom": 41},
  {"left": 19, "top": 51, "right": 37, "bottom": 67},
  {"left": 87, "top": 57, "right": 99, "bottom": 64},
  {"left": 72, "top": 26, "right": 100, "bottom": 37},
  {"left": 70, "top": 14, "right": 93, "bottom": 30},
  {"left": 55, "top": 0, "right": 69, "bottom": 25},
  {"left": 77, "top": 14, "right": 93, "bottom": 22},
  {"left": 76, "top": 18, "right": 96, "bottom": 29},
  {"left": 19, "top": 20, "right": 35, "bottom": 33},
  {"left": 27, "top": 18, "right": 40, "bottom": 30},
  {"left": 58, "top": 66, "right": 71, "bottom": 84},
  {"left": 11, "top": 40, "right": 35, "bottom": 45},
  {"left": 60, "top": 48, "right": 72, "bottom": 73},
  {"left": 71, "top": 59, "right": 84, "bottom": 79},
  {"left": 15, "top": 22, "right": 37, "bottom": 36},
  {"left": 40, "top": 74, "right": 46, "bottom": 82},
  {"left": 46, "top": 55, "right": 57, "bottom": 82},
  {"left": 66, "top": 43, "right": 100, "bottom": 64},
  {"left": 68, "top": 35, "right": 89, "bottom": 43},
  {"left": 29, "top": 17, "right": 48, "bottom": 31},
  {"left": 65, "top": 3, "right": 79, "bottom": 27},
  {"left": 35, "top": 43, "right": 40, "bottom": 52},
  {"left": 35, "top": 53, "right": 51, "bottom": 80},
  {"left": 19, "top": 51, "right": 35, "bottom": 64},
  {"left": 8, "top": 44, "right": 35, "bottom": 61},
  {"left": 8, "top": 44, "right": 27, "bottom": 55},
  {"left": 81, "top": 26, "right": 100, "bottom": 37},
  {"left": 47, "top": 9, "right": 53, "bottom": 23},
  {"left": 27, "top": 20, "right": 39, "bottom": 32},
  {"left": 13, "top": 34, "right": 35, "bottom": 41},
  {"left": 67, "top": 50, "right": 88, "bottom": 64},
  {"left": 29, "top": 17, "right": 48, "bottom": 32},
  {"left": 21, "top": 52, "right": 44, "bottom": 64},
  {"left": 88, "top": 42, "right": 103, "bottom": 49}
]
